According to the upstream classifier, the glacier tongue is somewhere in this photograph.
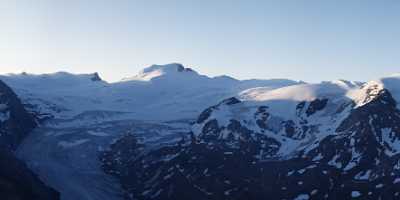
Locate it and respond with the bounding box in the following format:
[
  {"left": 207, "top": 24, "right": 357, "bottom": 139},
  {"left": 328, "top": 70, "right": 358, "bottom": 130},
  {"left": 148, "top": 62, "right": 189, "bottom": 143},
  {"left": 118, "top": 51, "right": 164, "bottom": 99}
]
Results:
[{"left": 16, "top": 118, "right": 191, "bottom": 200}]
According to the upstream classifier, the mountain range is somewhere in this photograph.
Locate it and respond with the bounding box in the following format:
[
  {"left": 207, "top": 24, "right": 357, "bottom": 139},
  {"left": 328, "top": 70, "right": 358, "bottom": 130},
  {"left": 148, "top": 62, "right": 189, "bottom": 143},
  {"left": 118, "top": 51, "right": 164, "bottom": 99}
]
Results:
[{"left": 1, "top": 64, "right": 400, "bottom": 200}]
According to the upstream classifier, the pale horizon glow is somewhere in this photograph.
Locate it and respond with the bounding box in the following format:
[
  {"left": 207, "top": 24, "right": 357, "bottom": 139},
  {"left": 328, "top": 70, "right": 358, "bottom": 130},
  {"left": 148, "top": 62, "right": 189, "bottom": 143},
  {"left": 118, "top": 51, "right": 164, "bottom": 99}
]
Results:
[{"left": 1, "top": 0, "right": 400, "bottom": 83}]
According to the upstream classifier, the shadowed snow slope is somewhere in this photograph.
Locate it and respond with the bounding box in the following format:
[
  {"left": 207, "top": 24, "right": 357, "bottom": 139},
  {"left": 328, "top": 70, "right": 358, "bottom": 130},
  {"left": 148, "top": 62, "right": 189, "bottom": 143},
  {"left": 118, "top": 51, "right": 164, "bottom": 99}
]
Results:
[{"left": 0, "top": 80, "right": 59, "bottom": 200}]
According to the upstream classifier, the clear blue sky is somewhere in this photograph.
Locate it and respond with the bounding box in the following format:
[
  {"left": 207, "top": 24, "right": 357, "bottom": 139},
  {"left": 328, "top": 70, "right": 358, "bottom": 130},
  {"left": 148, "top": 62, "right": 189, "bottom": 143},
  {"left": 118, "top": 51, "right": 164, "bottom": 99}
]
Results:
[{"left": 1, "top": 0, "right": 399, "bottom": 82}]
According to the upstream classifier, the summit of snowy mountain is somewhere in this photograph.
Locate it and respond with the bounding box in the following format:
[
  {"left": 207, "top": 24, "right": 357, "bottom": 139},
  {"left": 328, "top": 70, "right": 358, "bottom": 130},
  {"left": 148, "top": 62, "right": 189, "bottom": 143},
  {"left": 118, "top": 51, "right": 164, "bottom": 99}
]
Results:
[
  {"left": 347, "top": 74, "right": 400, "bottom": 108},
  {"left": 141, "top": 63, "right": 196, "bottom": 74},
  {"left": 122, "top": 63, "right": 198, "bottom": 81}
]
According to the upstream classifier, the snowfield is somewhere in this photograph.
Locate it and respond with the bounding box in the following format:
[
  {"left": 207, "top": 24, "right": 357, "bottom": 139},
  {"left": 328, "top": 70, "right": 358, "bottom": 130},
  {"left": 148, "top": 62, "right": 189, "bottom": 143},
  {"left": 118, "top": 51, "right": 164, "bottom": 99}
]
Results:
[{"left": 0, "top": 63, "right": 301, "bottom": 121}]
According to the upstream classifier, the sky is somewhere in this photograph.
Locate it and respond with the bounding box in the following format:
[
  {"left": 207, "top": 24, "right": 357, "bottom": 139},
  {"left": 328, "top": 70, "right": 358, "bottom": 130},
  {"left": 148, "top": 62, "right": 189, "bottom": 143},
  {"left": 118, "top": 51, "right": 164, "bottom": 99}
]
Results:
[{"left": 0, "top": 0, "right": 399, "bottom": 83}]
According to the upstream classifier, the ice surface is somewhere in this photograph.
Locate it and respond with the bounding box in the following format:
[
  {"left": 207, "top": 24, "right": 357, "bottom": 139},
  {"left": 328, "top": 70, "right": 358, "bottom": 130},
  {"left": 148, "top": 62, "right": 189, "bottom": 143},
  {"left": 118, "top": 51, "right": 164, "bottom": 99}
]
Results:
[
  {"left": 294, "top": 194, "right": 310, "bottom": 200},
  {"left": 58, "top": 139, "right": 90, "bottom": 148}
]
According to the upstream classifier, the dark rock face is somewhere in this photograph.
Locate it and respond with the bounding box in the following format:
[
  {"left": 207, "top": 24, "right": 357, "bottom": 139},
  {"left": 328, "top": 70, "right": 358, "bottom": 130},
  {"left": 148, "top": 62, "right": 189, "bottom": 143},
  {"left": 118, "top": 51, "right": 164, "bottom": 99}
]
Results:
[
  {"left": 91, "top": 72, "right": 103, "bottom": 82},
  {"left": 255, "top": 106, "right": 269, "bottom": 129},
  {"left": 305, "top": 98, "right": 328, "bottom": 116},
  {"left": 101, "top": 87, "right": 400, "bottom": 200},
  {"left": 197, "top": 107, "right": 215, "bottom": 124},
  {"left": 0, "top": 80, "right": 36, "bottom": 150},
  {"left": 101, "top": 134, "right": 145, "bottom": 178},
  {"left": 0, "top": 148, "right": 60, "bottom": 200},
  {"left": 220, "top": 97, "right": 241, "bottom": 105},
  {"left": 196, "top": 97, "right": 241, "bottom": 124},
  {"left": 307, "top": 89, "right": 400, "bottom": 171},
  {"left": 0, "top": 80, "right": 60, "bottom": 200}
]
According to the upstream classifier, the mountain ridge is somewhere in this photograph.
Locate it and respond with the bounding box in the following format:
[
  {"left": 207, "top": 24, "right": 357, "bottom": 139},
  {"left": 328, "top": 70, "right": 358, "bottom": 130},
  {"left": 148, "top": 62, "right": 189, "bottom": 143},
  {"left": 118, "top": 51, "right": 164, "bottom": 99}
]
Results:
[{"left": 0, "top": 63, "right": 303, "bottom": 121}]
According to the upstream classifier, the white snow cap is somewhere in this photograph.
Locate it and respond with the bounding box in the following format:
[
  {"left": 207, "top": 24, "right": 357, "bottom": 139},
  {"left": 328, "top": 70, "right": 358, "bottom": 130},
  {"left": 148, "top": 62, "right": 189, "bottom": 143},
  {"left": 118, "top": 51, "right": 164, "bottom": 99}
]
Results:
[
  {"left": 124, "top": 63, "right": 198, "bottom": 81},
  {"left": 347, "top": 73, "right": 400, "bottom": 108}
]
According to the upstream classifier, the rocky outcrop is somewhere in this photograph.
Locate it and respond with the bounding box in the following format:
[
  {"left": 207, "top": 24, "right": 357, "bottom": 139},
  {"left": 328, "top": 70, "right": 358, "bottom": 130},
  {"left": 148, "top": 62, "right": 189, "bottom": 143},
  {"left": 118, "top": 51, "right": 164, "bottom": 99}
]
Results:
[
  {"left": 0, "top": 148, "right": 60, "bottom": 200},
  {"left": 0, "top": 80, "right": 60, "bottom": 200},
  {"left": 0, "top": 80, "right": 36, "bottom": 150}
]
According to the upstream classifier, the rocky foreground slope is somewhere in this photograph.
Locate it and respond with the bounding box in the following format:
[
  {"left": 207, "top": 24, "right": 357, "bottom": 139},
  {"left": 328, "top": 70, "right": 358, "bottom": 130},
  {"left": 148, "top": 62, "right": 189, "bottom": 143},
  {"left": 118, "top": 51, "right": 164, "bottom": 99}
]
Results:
[
  {"left": 101, "top": 77, "right": 400, "bottom": 200},
  {"left": 0, "top": 80, "right": 59, "bottom": 200}
]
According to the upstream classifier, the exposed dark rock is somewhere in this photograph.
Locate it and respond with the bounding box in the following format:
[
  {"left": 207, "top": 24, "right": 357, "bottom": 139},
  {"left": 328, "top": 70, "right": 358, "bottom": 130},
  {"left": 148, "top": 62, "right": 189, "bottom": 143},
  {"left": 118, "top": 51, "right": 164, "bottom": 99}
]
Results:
[
  {"left": 0, "top": 148, "right": 60, "bottom": 200},
  {"left": 175, "top": 63, "right": 185, "bottom": 72},
  {"left": 197, "top": 97, "right": 241, "bottom": 124},
  {"left": 197, "top": 107, "right": 216, "bottom": 124},
  {"left": 306, "top": 98, "right": 328, "bottom": 116},
  {"left": 284, "top": 120, "right": 296, "bottom": 138},
  {"left": 184, "top": 68, "right": 195, "bottom": 72},
  {"left": 200, "top": 119, "right": 222, "bottom": 141},
  {"left": 0, "top": 80, "right": 60, "bottom": 200},
  {"left": 0, "top": 80, "right": 36, "bottom": 150},
  {"left": 100, "top": 134, "right": 144, "bottom": 178},
  {"left": 219, "top": 97, "right": 241, "bottom": 106},
  {"left": 91, "top": 72, "right": 103, "bottom": 81},
  {"left": 255, "top": 106, "right": 269, "bottom": 129}
]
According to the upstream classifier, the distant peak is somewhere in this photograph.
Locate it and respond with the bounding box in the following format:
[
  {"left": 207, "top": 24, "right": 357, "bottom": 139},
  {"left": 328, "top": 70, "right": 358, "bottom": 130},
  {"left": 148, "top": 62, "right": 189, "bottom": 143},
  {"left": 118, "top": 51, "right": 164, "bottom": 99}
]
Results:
[
  {"left": 123, "top": 63, "right": 198, "bottom": 81},
  {"left": 141, "top": 63, "right": 196, "bottom": 74},
  {"left": 44, "top": 71, "right": 104, "bottom": 82},
  {"left": 3, "top": 71, "right": 104, "bottom": 84}
]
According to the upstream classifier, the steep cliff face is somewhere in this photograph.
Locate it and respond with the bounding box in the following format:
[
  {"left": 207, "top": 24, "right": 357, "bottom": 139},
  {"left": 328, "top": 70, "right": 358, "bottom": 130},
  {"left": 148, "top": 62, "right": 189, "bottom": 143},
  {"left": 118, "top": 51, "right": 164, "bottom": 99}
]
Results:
[
  {"left": 0, "top": 80, "right": 36, "bottom": 150},
  {"left": 0, "top": 80, "right": 59, "bottom": 200},
  {"left": 0, "top": 149, "right": 60, "bottom": 200}
]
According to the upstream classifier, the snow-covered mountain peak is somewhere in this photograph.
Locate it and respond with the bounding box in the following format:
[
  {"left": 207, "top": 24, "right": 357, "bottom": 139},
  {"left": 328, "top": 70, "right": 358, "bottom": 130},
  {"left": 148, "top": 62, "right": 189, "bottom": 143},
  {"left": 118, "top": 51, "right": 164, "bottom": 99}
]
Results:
[
  {"left": 346, "top": 74, "right": 400, "bottom": 108},
  {"left": 141, "top": 63, "right": 195, "bottom": 74},
  {"left": 124, "top": 63, "right": 198, "bottom": 81},
  {"left": 347, "top": 81, "right": 384, "bottom": 107}
]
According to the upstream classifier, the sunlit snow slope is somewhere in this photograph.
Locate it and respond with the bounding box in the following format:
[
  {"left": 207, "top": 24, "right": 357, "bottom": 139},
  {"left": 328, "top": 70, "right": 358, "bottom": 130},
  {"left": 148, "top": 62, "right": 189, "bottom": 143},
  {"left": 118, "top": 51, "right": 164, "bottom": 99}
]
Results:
[{"left": 0, "top": 63, "right": 301, "bottom": 121}]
